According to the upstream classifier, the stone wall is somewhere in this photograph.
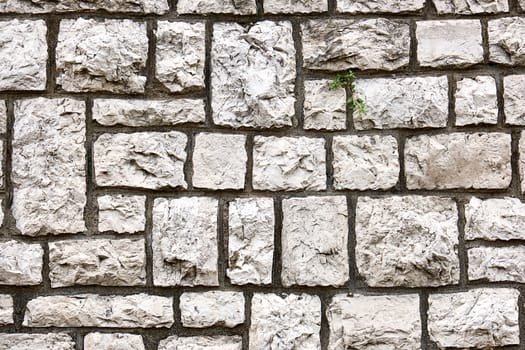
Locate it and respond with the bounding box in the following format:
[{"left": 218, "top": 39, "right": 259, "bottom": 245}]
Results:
[{"left": 0, "top": 0, "right": 523, "bottom": 349}]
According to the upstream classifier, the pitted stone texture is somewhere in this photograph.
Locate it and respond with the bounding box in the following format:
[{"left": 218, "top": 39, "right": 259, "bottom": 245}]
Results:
[
  {"left": 23, "top": 294, "right": 174, "bottom": 328},
  {"left": 0, "top": 144, "right": 4, "bottom": 186},
  {"left": 159, "top": 336, "right": 242, "bottom": 350},
  {"left": 428, "top": 289, "right": 519, "bottom": 348},
  {"left": 94, "top": 132, "right": 187, "bottom": 189},
  {"left": 337, "top": 0, "right": 425, "bottom": 12},
  {"left": 405, "top": 133, "right": 511, "bottom": 190},
  {"left": 253, "top": 136, "right": 326, "bottom": 191},
  {"left": 0, "top": 0, "right": 169, "bottom": 13},
  {"left": 489, "top": 17, "right": 525, "bottom": 66},
  {"left": 353, "top": 76, "right": 448, "bottom": 130},
  {"left": 303, "top": 79, "right": 346, "bottom": 131},
  {"left": 333, "top": 135, "right": 399, "bottom": 190},
  {"left": 98, "top": 195, "right": 146, "bottom": 234},
  {"left": 468, "top": 246, "right": 525, "bottom": 282},
  {"left": 0, "top": 101, "right": 6, "bottom": 133},
  {"left": 264, "top": 0, "right": 327, "bottom": 13},
  {"left": 417, "top": 20, "right": 483, "bottom": 67},
  {"left": 521, "top": 0, "right": 525, "bottom": 9},
  {"left": 0, "top": 241, "right": 43, "bottom": 285},
  {"left": 180, "top": 291, "right": 244, "bottom": 328},
  {"left": 282, "top": 196, "right": 348, "bottom": 287},
  {"left": 356, "top": 196, "right": 459, "bottom": 287},
  {"left": 0, "top": 334, "right": 75, "bottom": 350},
  {"left": 212, "top": 22, "right": 295, "bottom": 129},
  {"left": 227, "top": 198, "right": 274, "bottom": 285},
  {"left": 13, "top": 98, "right": 86, "bottom": 236},
  {"left": 0, "top": 296, "right": 12, "bottom": 325},
  {"left": 152, "top": 197, "right": 218, "bottom": 286},
  {"left": 432, "top": 0, "right": 508, "bottom": 13},
  {"left": 519, "top": 133, "right": 525, "bottom": 192},
  {"left": 302, "top": 19, "right": 410, "bottom": 71},
  {"left": 156, "top": 22, "right": 205, "bottom": 93},
  {"left": 177, "top": 0, "right": 256, "bottom": 14},
  {"left": 504, "top": 75, "right": 525, "bottom": 125},
  {"left": 192, "top": 133, "right": 247, "bottom": 190},
  {"left": 49, "top": 238, "right": 146, "bottom": 288},
  {"left": 455, "top": 76, "right": 498, "bottom": 126},
  {"left": 465, "top": 197, "right": 525, "bottom": 241},
  {"left": 93, "top": 99, "right": 205, "bottom": 127},
  {"left": 250, "top": 293, "right": 321, "bottom": 350},
  {"left": 56, "top": 19, "right": 147, "bottom": 93},
  {"left": 84, "top": 333, "right": 145, "bottom": 350},
  {"left": 327, "top": 294, "right": 421, "bottom": 350},
  {"left": 0, "top": 20, "right": 47, "bottom": 91}
]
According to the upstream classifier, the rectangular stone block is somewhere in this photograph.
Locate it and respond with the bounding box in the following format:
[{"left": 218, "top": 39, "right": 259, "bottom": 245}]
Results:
[
  {"left": 0, "top": 334, "right": 75, "bottom": 350},
  {"left": 337, "top": 0, "right": 424, "bottom": 12},
  {"left": 489, "top": 18, "right": 525, "bottom": 66},
  {"left": 504, "top": 75, "right": 525, "bottom": 125},
  {"left": 98, "top": 194, "right": 146, "bottom": 234},
  {"left": 303, "top": 79, "right": 346, "bottom": 131},
  {"left": 0, "top": 240, "right": 43, "bottom": 285},
  {"left": 159, "top": 336, "right": 242, "bottom": 350},
  {"left": 0, "top": 101, "right": 6, "bottom": 133},
  {"left": 264, "top": 0, "right": 327, "bottom": 13},
  {"left": 84, "top": 333, "right": 145, "bottom": 350},
  {"left": 468, "top": 246, "right": 525, "bottom": 283},
  {"left": 0, "top": 296, "right": 12, "bottom": 326},
  {"left": 432, "top": 0, "right": 508, "bottom": 13},
  {"left": 177, "top": 0, "right": 256, "bottom": 14},
  {"left": 455, "top": 76, "right": 498, "bottom": 126},
  {"left": 180, "top": 291, "right": 244, "bottom": 328},
  {"left": 0, "top": 0, "right": 169, "bottom": 13}
]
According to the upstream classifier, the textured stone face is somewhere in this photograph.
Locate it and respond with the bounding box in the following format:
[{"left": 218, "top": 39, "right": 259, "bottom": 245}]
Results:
[
  {"left": 356, "top": 196, "right": 459, "bottom": 287},
  {"left": 93, "top": 99, "right": 205, "bottom": 127},
  {"left": 152, "top": 197, "right": 218, "bottom": 286},
  {"left": 432, "top": 0, "right": 508, "bottom": 13},
  {"left": 327, "top": 294, "right": 421, "bottom": 350},
  {"left": 0, "top": 101, "right": 6, "bottom": 134},
  {"left": 0, "top": 334, "right": 75, "bottom": 350},
  {"left": 23, "top": 294, "right": 174, "bottom": 328},
  {"left": 0, "top": 0, "right": 169, "bottom": 13},
  {"left": 417, "top": 20, "right": 483, "bottom": 67},
  {"left": 282, "top": 196, "right": 348, "bottom": 287},
  {"left": 468, "top": 246, "right": 525, "bottom": 283},
  {"left": 84, "top": 333, "right": 145, "bottom": 350},
  {"left": 264, "top": 0, "right": 327, "bottom": 13},
  {"left": 227, "top": 198, "right": 274, "bottom": 285},
  {"left": 49, "top": 238, "right": 146, "bottom": 287},
  {"left": 405, "top": 133, "right": 511, "bottom": 189},
  {"left": 98, "top": 195, "right": 146, "bottom": 234},
  {"left": 159, "top": 336, "right": 242, "bottom": 350},
  {"left": 489, "top": 17, "right": 525, "bottom": 65},
  {"left": 303, "top": 79, "right": 346, "bottom": 131},
  {"left": 13, "top": 98, "right": 86, "bottom": 236},
  {"left": 156, "top": 22, "right": 205, "bottom": 93},
  {"left": 180, "top": 291, "right": 245, "bottom": 328},
  {"left": 428, "top": 288, "right": 520, "bottom": 348},
  {"left": 455, "top": 76, "right": 498, "bottom": 126},
  {"left": 192, "top": 133, "right": 247, "bottom": 190},
  {"left": 333, "top": 135, "right": 399, "bottom": 190},
  {"left": 0, "top": 19, "right": 47, "bottom": 91},
  {"left": 56, "top": 19, "right": 147, "bottom": 93},
  {"left": 177, "top": 0, "right": 256, "bottom": 14},
  {"left": 212, "top": 21, "right": 295, "bottom": 129},
  {"left": 353, "top": 76, "right": 448, "bottom": 129},
  {"left": 302, "top": 19, "right": 410, "bottom": 71},
  {"left": 0, "top": 241, "right": 43, "bottom": 285},
  {"left": 337, "top": 0, "right": 424, "bottom": 12},
  {"left": 94, "top": 132, "right": 187, "bottom": 189},
  {"left": 504, "top": 75, "right": 525, "bottom": 125},
  {"left": 253, "top": 136, "right": 326, "bottom": 191},
  {"left": 250, "top": 293, "right": 321, "bottom": 350},
  {"left": 0, "top": 296, "right": 12, "bottom": 326}
]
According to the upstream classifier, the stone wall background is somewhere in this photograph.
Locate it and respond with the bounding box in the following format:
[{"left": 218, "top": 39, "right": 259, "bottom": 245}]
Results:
[{"left": 0, "top": 0, "right": 524, "bottom": 349}]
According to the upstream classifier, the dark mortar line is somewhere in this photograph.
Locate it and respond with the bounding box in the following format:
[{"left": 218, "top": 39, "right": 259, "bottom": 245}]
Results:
[
  {"left": 496, "top": 71, "right": 506, "bottom": 127},
  {"left": 204, "top": 20, "right": 214, "bottom": 128},
  {"left": 511, "top": 130, "right": 522, "bottom": 196},
  {"left": 291, "top": 20, "right": 305, "bottom": 129},
  {"left": 397, "top": 131, "right": 408, "bottom": 192},
  {"left": 325, "top": 134, "right": 334, "bottom": 191},
  {"left": 170, "top": 0, "right": 178, "bottom": 14},
  {"left": 76, "top": 333, "right": 83, "bottom": 350},
  {"left": 320, "top": 294, "right": 330, "bottom": 350},
  {"left": 520, "top": 287, "right": 525, "bottom": 348},
  {"left": 217, "top": 197, "right": 227, "bottom": 287},
  {"left": 447, "top": 74, "right": 457, "bottom": 128},
  {"left": 183, "top": 130, "right": 195, "bottom": 191},
  {"left": 145, "top": 19, "right": 158, "bottom": 91},
  {"left": 144, "top": 196, "right": 154, "bottom": 287},
  {"left": 409, "top": 19, "right": 418, "bottom": 70},
  {"left": 272, "top": 197, "right": 283, "bottom": 288},
  {"left": 424, "top": 0, "right": 438, "bottom": 18},
  {"left": 419, "top": 290, "right": 435, "bottom": 349},
  {"left": 3, "top": 98, "right": 16, "bottom": 236},
  {"left": 346, "top": 195, "right": 359, "bottom": 290},
  {"left": 45, "top": 17, "right": 59, "bottom": 93},
  {"left": 345, "top": 85, "right": 354, "bottom": 131},
  {"left": 327, "top": 0, "right": 336, "bottom": 15},
  {"left": 456, "top": 199, "right": 468, "bottom": 286},
  {"left": 244, "top": 135, "right": 254, "bottom": 192},
  {"left": 256, "top": 0, "right": 264, "bottom": 19},
  {"left": 84, "top": 97, "right": 97, "bottom": 236},
  {"left": 480, "top": 18, "right": 490, "bottom": 64},
  {"left": 241, "top": 291, "right": 252, "bottom": 350}
]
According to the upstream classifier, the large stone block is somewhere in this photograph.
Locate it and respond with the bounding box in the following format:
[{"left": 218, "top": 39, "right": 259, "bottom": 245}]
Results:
[
  {"left": 177, "top": 0, "right": 256, "bottom": 14},
  {"left": 84, "top": 333, "right": 145, "bottom": 350},
  {"left": 0, "top": 240, "right": 43, "bottom": 285},
  {"left": 504, "top": 75, "right": 525, "bottom": 125},
  {"left": 264, "top": 0, "right": 327, "bottom": 13},
  {"left": 468, "top": 246, "right": 525, "bottom": 283},
  {"left": 0, "top": 334, "right": 75, "bottom": 350},
  {"left": 0, "top": 296, "right": 12, "bottom": 326},
  {"left": 337, "top": 0, "right": 425, "bottom": 12},
  {"left": 489, "top": 17, "right": 525, "bottom": 65},
  {"left": 455, "top": 76, "right": 498, "bottom": 126},
  {"left": 303, "top": 79, "right": 346, "bottom": 131},
  {"left": 432, "top": 0, "right": 508, "bottom": 13},
  {"left": 159, "top": 336, "right": 242, "bottom": 350},
  {"left": 97, "top": 194, "right": 146, "bottom": 234},
  {"left": 180, "top": 291, "right": 244, "bottom": 328},
  {"left": 0, "top": 0, "right": 169, "bottom": 13}
]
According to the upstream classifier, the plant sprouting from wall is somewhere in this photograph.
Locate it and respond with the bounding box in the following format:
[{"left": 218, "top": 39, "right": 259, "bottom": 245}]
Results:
[{"left": 328, "top": 70, "right": 366, "bottom": 115}]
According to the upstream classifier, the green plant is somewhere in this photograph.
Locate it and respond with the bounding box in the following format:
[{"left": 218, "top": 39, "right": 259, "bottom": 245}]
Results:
[{"left": 328, "top": 70, "right": 366, "bottom": 115}]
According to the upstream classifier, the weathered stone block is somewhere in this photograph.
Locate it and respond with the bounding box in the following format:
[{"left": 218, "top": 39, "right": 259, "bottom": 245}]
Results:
[
  {"left": 455, "top": 76, "right": 498, "bottom": 126},
  {"left": 469, "top": 246, "right": 525, "bottom": 282},
  {"left": 264, "top": 0, "right": 327, "bottom": 13},
  {"left": 0, "top": 240, "right": 43, "bottom": 285},
  {"left": 337, "top": 0, "right": 424, "bottom": 12},
  {"left": 303, "top": 79, "right": 346, "bottom": 131},
  {"left": 432, "top": 0, "right": 508, "bottom": 13},
  {"left": 84, "top": 333, "right": 145, "bottom": 350},
  {"left": 504, "top": 75, "right": 525, "bottom": 125},
  {"left": 159, "top": 336, "right": 242, "bottom": 350},
  {"left": 489, "top": 17, "right": 525, "bottom": 65},
  {"left": 98, "top": 194, "right": 146, "bottom": 234},
  {"left": 0, "top": 334, "right": 74, "bottom": 350},
  {"left": 177, "top": 0, "right": 256, "bottom": 14},
  {"left": 0, "top": 101, "right": 6, "bottom": 134},
  {"left": 0, "top": 296, "right": 12, "bottom": 326},
  {"left": 0, "top": 0, "right": 169, "bottom": 13},
  {"left": 180, "top": 291, "right": 244, "bottom": 328}
]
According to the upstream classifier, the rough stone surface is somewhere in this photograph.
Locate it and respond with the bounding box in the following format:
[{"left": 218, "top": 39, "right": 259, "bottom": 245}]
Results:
[
  {"left": 337, "top": 0, "right": 425, "bottom": 12},
  {"left": 332, "top": 135, "right": 399, "bottom": 190},
  {"left": 282, "top": 196, "right": 348, "bottom": 287},
  {"left": 520, "top": 132, "right": 525, "bottom": 192},
  {"left": 489, "top": 17, "right": 525, "bottom": 66},
  {"left": 0, "top": 19, "right": 47, "bottom": 91},
  {"left": 432, "top": 0, "right": 508, "bottom": 13},
  {"left": 264, "top": 0, "right": 327, "bottom": 13},
  {"left": 417, "top": 20, "right": 483, "bottom": 67},
  {"left": 0, "top": 296, "right": 12, "bottom": 325},
  {"left": 0, "top": 101, "right": 6, "bottom": 133},
  {"left": 94, "top": 132, "right": 187, "bottom": 189},
  {"left": 212, "top": 21, "right": 295, "bottom": 129},
  {"left": 303, "top": 79, "right": 346, "bottom": 131},
  {"left": 49, "top": 238, "right": 146, "bottom": 287},
  {"left": 468, "top": 246, "right": 525, "bottom": 283},
  {"left": 405, "top": 133, "right": 512, "bottom": 189},
  {"left": 0, "top": 240, "right": 43, "bottom": 285},
  {"left": 0, "top": 334, "right": 75, "bottom": 350},
  {"left": 253, "top": 136, "right": 326, "bottom": 191},
  {"left": 464, "top": 197, "right": 525, "bottom": 240},
  {"left": 156, "top": 21, "right": 205, "bottom": 93},
  {"left": 455, "top": 76, "right": 498, "bottom": 126},
  {"left": 98, "top": 194, "right": 146, "bottom": 234},
  {"left": 159, "top": 336, "right": 242, "bottom": 350},
  {"left": 180, "top": 291, "right": 245, "bottom": 328},
  {"left": 92, "top": 99, "right": 205, "bottom": 127},
  {"left": 428, "top": 288, "right": 520, "bottom": 348},
  {"left": 353, "top": 76, "right": 448, "bottom": 130},
  {"left": 23, "top": 294, "right": 174, "bottom": 328},
  {"left": 227, "top": 198, "right": 274, "bottom": 285},
  {"left": 0, "top": 0, "right": 169, "bottom": 13},
  {"left": 250, "top": 293, "right": 321, "bottom": 350},
  {"left": 302, "top": 19, "right": 410, "bottom": 71},
  {"left": 504, "top": 75, "right": 525, "bottom": 125},
  {"left": 327, "top": 294, "right": 421, "bottom": 350},
  {"left": 177, "top": 0, "right": 256, "bottom": 14},
  {"left": 56, "top": 19, "right": 147, "bottom": 93},
  {"left": 356, "top": 196, "right": 459, "bottom": 287},
  {"left": 192, "top": 133, "right": 247, "bottom": 190},
  {"left": 84, "top": 333, "right": 145, "bottom": 350},
  {"left": 13, "top": 98, "right": 86, "bottom": 236},
  {"left": 152, "top": 197, "right": 218, "bottom": 286}
]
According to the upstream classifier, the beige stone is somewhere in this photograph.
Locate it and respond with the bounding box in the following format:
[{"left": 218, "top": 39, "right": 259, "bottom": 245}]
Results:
[{"left": 180, "top": 291, "right": 244, "bottom": 328}]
